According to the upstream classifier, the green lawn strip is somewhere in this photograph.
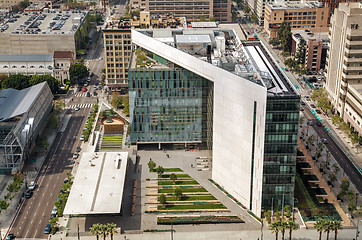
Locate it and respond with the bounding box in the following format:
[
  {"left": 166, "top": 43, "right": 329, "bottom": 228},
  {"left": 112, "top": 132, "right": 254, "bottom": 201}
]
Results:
[
  {"left": 100, "top": 146, "right": 123, "bottom": 149},
  {"left": 101, "top": 143, "right": 123, "bottom": 146},
  {"left": 163, "top": 195, "right": 216, "bottom": 201},
  {"left": 157, "top": 215, "right": 244, "bottom": 224},
  {"left": 151, "top": 168, "right": 183, "bottom": 172},
  {"left": 158, "top": 204, "right": 227, "bottom": 210},
  {"left": 161, "top": 174, "right": 191, "bottom": 178},
  {"left": 158, "top": 180, "right": 199, "bottom": 185},
  {"left": 103, "top": 139, "right": 123, "bottom": 141},
  {"left": 158, "top": 188, "right": 207, "bottom": 193}
]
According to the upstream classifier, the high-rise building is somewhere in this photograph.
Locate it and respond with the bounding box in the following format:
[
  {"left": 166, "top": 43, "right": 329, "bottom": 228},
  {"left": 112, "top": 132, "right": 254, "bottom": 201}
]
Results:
[
  {"left": 318, "top": 0, "right": 360, "bottom": 22},
  {"left": 129, "top": 0, "right": 231, "bottom": 22},
  {"left": 127, "top": 26, "right": 299, "bottom": 216},
  {"left": 102, "top": 13, "right": 185, "bottom": 91},
  {"left": 325, "top": 3, "right": 362, "bottom": 118},
  {"left": 264, "top": 1, "right": 329, "bottom": 39}
]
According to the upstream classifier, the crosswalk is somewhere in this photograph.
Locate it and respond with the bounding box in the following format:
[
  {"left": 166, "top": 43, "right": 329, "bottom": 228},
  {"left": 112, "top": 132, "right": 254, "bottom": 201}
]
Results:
[
  {"left": 65, "top": 103, "right": 94, "bottom": 110},
  {"left": 74, "top": 93, "right": 90, "bottom": 97}
]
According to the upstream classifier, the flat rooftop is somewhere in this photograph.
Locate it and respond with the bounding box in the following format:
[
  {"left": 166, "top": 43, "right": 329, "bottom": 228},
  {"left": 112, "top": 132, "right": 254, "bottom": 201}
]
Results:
[
  {"left": 136, "top": 28, "right": 297, "bottom": 96},
  {"left": 1, "top": 11, "right": 87, "bottom": 35},
  {"left": 267, "top": 1, "right": 324, "bottom": 9},
  {"left": 292, "top": 29, "right": 329, "bottom": 41},
  {"left": 63, "top": 152, "right": 128, "bottom": 215}
]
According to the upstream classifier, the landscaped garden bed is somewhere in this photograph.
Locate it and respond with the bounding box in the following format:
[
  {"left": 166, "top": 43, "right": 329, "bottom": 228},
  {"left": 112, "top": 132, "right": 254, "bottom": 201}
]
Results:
[
  {"left": 157, "top": 215, "right": 244, "bottom": 225},
  {"left": 158, "top": 188, "right": 207, "bottom": 193},
  {"left": 100, "top": 134, "right": 123, "bottom": 149},
  {"left": 152, "top": 168, "right": 183, "bottom": 172},
  {"left": 157, "top": 204, "right": 227, "bottom": 210},
  {"left": 163, "top": 195, "right": 216, "bottom": 201},
  {"left": 158, "top": 180, "right": 199, "bottom": 185},
  {"left": 160, "top": 174, "right": 191, "bottom": 179}
]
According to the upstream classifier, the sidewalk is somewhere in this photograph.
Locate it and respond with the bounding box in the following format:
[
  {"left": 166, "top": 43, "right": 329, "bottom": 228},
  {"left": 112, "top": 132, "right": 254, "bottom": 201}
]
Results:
[{"left": 297, "top": 139, "right": 351, "bottom": 227}]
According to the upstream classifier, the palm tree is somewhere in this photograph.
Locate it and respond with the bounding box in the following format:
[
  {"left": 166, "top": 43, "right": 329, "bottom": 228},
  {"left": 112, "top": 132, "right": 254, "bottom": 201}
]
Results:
[
  {"left": 287, "top": 220, "right": 298, "bottom": 240},
  {"left": 106, "top": 223, "right": 118, "bottom": 240},
  {"left": 324, "top": 220, "right": 333, "bottom": 240},
  {"left": 280, "top": 220, "right": 289, "bottom": 240},
  {"left": 89, "top": 224, "right": 102, "bottom": 240},
  {"left": 314, "top": 219, "right": 325, "bottom": 240},
  {"left": 270, "top": 220, "right": 282, "bottom": 240},
  {"left": 100, "top": 224, "right": 109, "bottom": 240},
  {"left": 330, "top": 220, "right": 342, "bottom": 240}
]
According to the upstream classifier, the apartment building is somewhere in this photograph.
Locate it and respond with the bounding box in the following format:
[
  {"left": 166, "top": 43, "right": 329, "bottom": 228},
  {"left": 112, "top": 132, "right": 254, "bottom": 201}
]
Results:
[
  {"left": 325, "top": 2, "right": 362, "bottom": 127},
  {"left": 264, "top": 1, "right": 329, "bottom": 39},
  {"left": 129, "top": 0, "right": 231, "bottom": 22},
  {"left": 102, "top": 13, "right": 185, "bottom": 91},
  {"left": 128, "top": 28, "right": 299, "bottom": 216},
  {"left": 291, "top": 30, "right": 329, "bottom": 72}
]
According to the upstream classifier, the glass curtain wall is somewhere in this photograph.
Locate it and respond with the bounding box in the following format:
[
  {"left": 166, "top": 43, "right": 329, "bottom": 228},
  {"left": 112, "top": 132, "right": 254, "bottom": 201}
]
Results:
[{"left": 262, "top": 95, "right": 300, "bottom": 211}]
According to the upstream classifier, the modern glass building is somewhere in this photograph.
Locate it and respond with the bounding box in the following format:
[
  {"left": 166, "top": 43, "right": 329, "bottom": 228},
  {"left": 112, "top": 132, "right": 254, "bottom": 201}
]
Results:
[
  {"left": 127, "top": 28, "right": 299, "bottom": 217},
  {"left": 263, "top": 95, "right": 300, "bottom": 210},
  {"left": 129, "top": 67, "right": 213, "bottom": 146}
]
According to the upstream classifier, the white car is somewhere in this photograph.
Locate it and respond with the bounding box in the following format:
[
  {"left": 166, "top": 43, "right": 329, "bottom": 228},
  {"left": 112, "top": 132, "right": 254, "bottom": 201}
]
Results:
[
  {"left": 28, "top": 181, "right": 36, "bottom": 191},
  {"left": 80, "top": 135, "right": 85, "bottom": 141},
  {"left": 74, "top": 106, "right": 80, "bottom": 111},
  {"left": 51, "top": 206, "right": 57, "bottom": 215}
]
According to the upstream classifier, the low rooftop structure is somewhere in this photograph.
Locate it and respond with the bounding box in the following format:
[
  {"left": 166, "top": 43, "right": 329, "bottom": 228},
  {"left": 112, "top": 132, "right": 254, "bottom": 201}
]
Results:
[
  {"left": 64, "top": 152, "right": 128, "bottom": 215},
  {"left": 267, "top": 0, "right": 324, "bottom": 9}
]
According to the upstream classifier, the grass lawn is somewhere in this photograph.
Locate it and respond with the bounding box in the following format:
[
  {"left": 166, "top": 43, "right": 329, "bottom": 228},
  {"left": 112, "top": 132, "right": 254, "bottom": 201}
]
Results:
[
  {"left": 158, "top": 204, "right": 226, "bottom": 210},
  {"left": 161, "top": 174, "right": 191, "bottom": 179},
  {"left": 163, "top": 195, "right": 216, "bottom": 201},
  {"left": 158, "top": 188, "right": 207, "bottom": 193},
  {"left": 101, "top": 135, "right": 123, "bottom": 149},
  {"left": 152, "top": 168, "right": 183, "bottom": 172},
  {"left": 158, "top": 180, "right": 199, "bottom": 185}
]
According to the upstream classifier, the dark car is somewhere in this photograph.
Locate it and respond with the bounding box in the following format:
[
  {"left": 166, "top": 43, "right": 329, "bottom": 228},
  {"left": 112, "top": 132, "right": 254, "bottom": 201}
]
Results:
[
  {"left": 93, "top": 91, "right": 98, "bottom": 96},
  {"left": 44, "top": 224, "right": 51, "bottom": 234},
  {"left": 310, "top": 104, "right": 316, "bottom": 108},
  {"left": 5, "top": 234, "right": 15, "bottom": 240},
  {"left": 300, "top": 107, "right": 304, "bottom": 111},
  {"left": 25, "top": 191, "right": 33, "bottom": 199},
  {"left": 86, "top": 92, "right": 90, "bottom": 97},
  {"left": 317, "top": 121, "right": 322, "bottom": 126},
  {"left": 90, "top": 72, "right": 94, "bottom": 77},
  {"left": 300, "top": 101, "right": 305, "bottom": 105},
  {"left": 76, "top": 146, "right": 81, "bottom": 152},
  {"left": 76, "top": 86, "right": 81, "bottom": 92},
  {"left": 316, "top": 109, "right": 322, "bottom": 114}
]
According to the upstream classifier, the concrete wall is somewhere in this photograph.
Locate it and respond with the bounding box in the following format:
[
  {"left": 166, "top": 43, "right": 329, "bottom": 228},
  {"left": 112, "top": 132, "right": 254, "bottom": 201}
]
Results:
[{"left": 131, "top": 29, "right": 267, "bottom": 217}]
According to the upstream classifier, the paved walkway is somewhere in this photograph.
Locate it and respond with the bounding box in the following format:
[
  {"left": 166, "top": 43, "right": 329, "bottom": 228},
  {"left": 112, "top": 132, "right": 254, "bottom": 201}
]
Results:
[{"left": 297, "top": 139, "right": 351, "bottom": 227}]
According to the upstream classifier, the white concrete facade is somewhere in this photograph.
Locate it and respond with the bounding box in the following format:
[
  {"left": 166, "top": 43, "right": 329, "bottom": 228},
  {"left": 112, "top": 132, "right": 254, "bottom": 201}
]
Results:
[
  {"left": 0, "top": 55, "right": 54, "bottom": 75},
  {"left": 131, "top": 30, "right": 267, "bottom": 217}
]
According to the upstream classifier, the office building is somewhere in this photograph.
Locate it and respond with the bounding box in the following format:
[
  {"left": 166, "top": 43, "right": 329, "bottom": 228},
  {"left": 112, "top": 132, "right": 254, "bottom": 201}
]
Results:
[
  {"left": 128, "top": 28, "right": 299, "bottom": 216},
  {"left": 264, "top": 1, "right": 329, "bottom": 39},
  {"left": 102, "top": 13, "right": 186, "bottom": 91},
  {"left": 0, "top": 82, "right": 53, "bottom": 173},
  {"left": 291, "top": 30, "right": 329, "bottom": 72},
  {"left": 318, "top": 0, "right": 360, "bottom": 22},
  {"left": 325, "top": 2, "right": 362, "bottom": 120},
  {"left": 129, "top": 0, "right": 231, "bottom": 22},
  {"left": 0, "top": 11, "right": 90, "bottom": 55}
]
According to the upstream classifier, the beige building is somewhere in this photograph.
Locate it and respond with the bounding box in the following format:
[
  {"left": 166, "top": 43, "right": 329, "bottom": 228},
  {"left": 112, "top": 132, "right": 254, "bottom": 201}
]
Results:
[
  {"left": 102, "top": 13, "right": 185, "bottom": 91},
  {"left": 325, "top": 2, "right": 362, "bottom": 120},
  {"left": 0, "top": 0, "right": 22, "bottom": 10},
  {"left": 264, "top": 1, "right": 329, "bottom": 39},
  {"left": 129, "top": 0, "right": 231, "bottom": 22},
  {"left": 53, "top": 51, "right": 75, "bottom": 84},
  {"left": 0, "top": 11, "right": 90, "bottom": 55}
]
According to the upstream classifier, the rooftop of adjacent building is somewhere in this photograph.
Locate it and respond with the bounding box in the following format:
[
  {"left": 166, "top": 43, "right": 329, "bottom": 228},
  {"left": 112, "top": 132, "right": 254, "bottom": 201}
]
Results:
[
  {"left": 103, "top": 11, "right": 186, "bottom": 31},
  {"left": 337, "top": 2, "right": 362, "bottom": 15},
  {"left": 292, "top": 29, "right": 329, "bottom": 41},
  {"left": 0, "top": 10, "right": 87, "bottom": 35},
  {"left": 132, "top": 27, "right": 297, "bottom": 96},
  {"left": 267, "top": 0, "right": 325, "bottom": 10}
]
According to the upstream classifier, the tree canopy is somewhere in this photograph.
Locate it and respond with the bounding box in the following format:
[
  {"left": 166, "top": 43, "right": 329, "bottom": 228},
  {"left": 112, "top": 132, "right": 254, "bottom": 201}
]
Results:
[
  {"left": 29, "top": 74, "right": 61, "bottom": 94},
  {"left": 69, "top": 63, "right": 89, "bottom": 84},
  {"left": 1, "top": 74, "right": 31, "bottom": 90}
]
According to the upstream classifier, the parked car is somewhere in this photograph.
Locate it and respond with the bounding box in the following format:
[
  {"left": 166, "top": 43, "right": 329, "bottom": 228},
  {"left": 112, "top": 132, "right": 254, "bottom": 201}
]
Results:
[
  {"left": 80, "top": 135, "right": 85, "bottom": 141},
  {"left": 51, "top": 206, "right": 57, "bottom": 215},
  {"left": 64, "top": 178, "right": 69, "bottom": 183},
  {"left": 90, "top": 72, "right": 94, "bottom": 77},
  {"left": 28, "top": 181, "right": 36, "bottom": 191},
  {"left": 5, "top": 234, "right": 15, "bottom": 240},
  {"left": 310, "top": 104, "right": 316, "bottom": 108},
  {"left": 322, "top": 138, "right": 328, "bottom": 144},
  {"left": 308, "top": 120, "right": 314, "bottom": 126},
  {"left": 98, "top": 85, "right": 102, "bottom": 90},
  {"left": 44, "top": 224, "right": 51, "bottom": 234},
  {"left": 300, "top": 101, "right": 305, "bottom": 105},
  {"left": 316, "top": 109, "right": 322, "bottom": 114},
  {"left": 72, "top": 152, "right": 79, "bottom": 159},
  {"left": 76, "top": 146, "right": 81, "bottom": 152},
  {"left": 25, "top": 191, "right": 33, "bottom": 199}
]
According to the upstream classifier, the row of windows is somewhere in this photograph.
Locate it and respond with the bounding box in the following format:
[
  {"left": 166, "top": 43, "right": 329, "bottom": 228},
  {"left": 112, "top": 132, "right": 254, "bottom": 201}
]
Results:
[
  {"left": 264, "top": 133, "right": 298, "bottom": 143},
  {"left": 105, "top": 34, "right": 131, "bottom": 39},
  {"left": 284, "top": 16, "right": 316, "bottom": 20},
  {"left": 266, "top": 112, "right": 299, "bottom": 122},
  {"left": 2, "top": 65, "right": 50, "bottom": 69}
]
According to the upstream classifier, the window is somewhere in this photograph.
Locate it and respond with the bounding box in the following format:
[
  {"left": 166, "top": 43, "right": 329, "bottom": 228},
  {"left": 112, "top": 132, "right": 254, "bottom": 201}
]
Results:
[
  {"left": 30, "top": 66, "right": 35, "bottom": 68},
  {"left": 21, "top": 66, "right": 26, "bottom": 68},
  {"left": 3, "top": 66, "right": 8, "bottom": 68},
  {"left": 12, "top": 66, "right": 17, "bottom": 68},
  {"left": 39, "top": 66, "right": 44, "bottom": 68}
]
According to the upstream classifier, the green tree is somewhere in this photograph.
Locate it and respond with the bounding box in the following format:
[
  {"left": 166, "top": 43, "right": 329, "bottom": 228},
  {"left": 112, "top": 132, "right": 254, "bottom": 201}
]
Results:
[
  {"left": 314, "top": 219, "right": 325, "bottom": 240},
  {"left": 295, "top": 39, "right": 306, "bottom": 65},
  {"left": 1, "top": 74, "right": 31, "bottom": 90},
  {"left": 90, "top": 224, "right": 102, "bottom": 240},
  {"left": 280, "top": 220, "right": 289, "bottom": 240},
  {"left": 111, "top": 92, "right": 123, "bottom": 108},
  {"left": 339, "top": 179, "right": 350, "bottom": 198},
  {"left": 148, "top": 160, "right": 156, "bottom": 172},
  {"left": 170, "top": 173, "right": 177, "bottom": 184},
  {"left": 29, "top": 74, "right": 61, "bottom": 94},
  {"left": 100, "top": 224, "right": 109, "bottom": 240},
  {"left": 69, "top": 63, "right": 89, "bottom": 84},
  {"left": 106, "top": 223, "right": 117, "bottom": 240},
  {"left": 243, "top": 5, "right": 250, "bottom": 14},
  {"left": 287, "top": 220, "right": 298, "bottom": 240},
  {"left": 323, "top": 220, "right": 333, "bottom": 240},
  {"left": 270, "top": 220, "right": 282, "bottom": 240},
  {"left": 156, "top": 166, "right": 164, "bottom": 176},
  {"left": 328, "top": 173, "right": 337, "bottom": 185},
  {"left": 250, "top": 14, "right": 258, "bottom": 23},
  {"left": 174, "top": 187, "right": 182, "bottom": 200},
  {"left": 330, "top": 220, "right": 342, "bottom": 240},
  {"left": 0, "top": 200, "right": 9, "bottom": 210},
  {"left": 284, "top": 205, "right": 291, "bottom": 219},
  {"left": 122, "top": 94, "right": 129, "bottom": 116},
  {"left": 269, "top": 38, "right": 280, "bottom": 47},
  {"left": 284, "top": 58, "right": 296, "bottom": 69},
  {"left": 159, "top": 194, "right": 166, "bottom": 206},
  {"left": 265, "top": 210, "right": 272, "bottom": 224}
]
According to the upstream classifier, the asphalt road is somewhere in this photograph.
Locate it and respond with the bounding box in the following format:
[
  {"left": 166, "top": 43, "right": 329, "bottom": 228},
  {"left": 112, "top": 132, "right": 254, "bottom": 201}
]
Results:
[{"left": 301, "top": 103, "right": 362, "bottom": 193}]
